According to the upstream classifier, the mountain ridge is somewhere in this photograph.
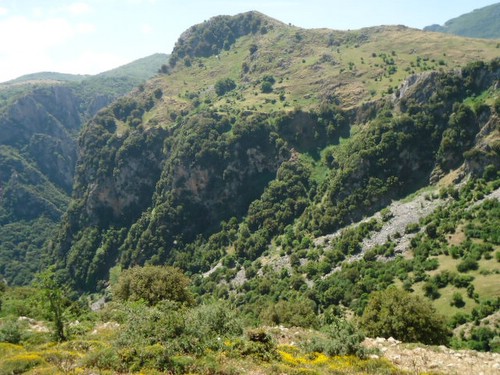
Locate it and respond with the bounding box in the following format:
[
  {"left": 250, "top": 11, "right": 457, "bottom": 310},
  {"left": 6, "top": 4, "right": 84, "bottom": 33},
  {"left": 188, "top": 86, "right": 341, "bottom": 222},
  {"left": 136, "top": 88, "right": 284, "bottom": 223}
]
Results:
[{"left": 424, "top": 3, "right": 500, "bottom": 39}]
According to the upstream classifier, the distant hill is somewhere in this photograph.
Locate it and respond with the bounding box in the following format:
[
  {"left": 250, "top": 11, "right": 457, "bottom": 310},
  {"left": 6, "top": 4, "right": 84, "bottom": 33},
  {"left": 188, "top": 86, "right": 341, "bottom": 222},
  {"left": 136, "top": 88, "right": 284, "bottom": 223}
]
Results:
[
  {"left": 5, "top": 72, "right": 89, "bottom": 84},
  {"left": 424, "top": 3, "right": 500, "bottom": 39},
  {"left": 0, "top": 53, "right": 168, "bottom": 285}
]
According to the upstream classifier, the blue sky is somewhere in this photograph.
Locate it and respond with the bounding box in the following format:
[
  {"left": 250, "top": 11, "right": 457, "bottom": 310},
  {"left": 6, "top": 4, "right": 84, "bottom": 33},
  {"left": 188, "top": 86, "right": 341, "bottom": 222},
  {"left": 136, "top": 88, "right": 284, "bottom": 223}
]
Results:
[{"left": 0, "top": 0, "right": 497, "bottom": 82}]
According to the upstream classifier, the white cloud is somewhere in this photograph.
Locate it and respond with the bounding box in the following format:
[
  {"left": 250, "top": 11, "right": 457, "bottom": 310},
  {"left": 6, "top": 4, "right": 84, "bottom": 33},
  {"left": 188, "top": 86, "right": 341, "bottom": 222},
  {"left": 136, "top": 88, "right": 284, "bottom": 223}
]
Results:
[
  {"left": 0, "top": 7, "right": 8, "bottom": 16},
  {"left": 67, "top": 2, "right": 91, "bottom": 15}
]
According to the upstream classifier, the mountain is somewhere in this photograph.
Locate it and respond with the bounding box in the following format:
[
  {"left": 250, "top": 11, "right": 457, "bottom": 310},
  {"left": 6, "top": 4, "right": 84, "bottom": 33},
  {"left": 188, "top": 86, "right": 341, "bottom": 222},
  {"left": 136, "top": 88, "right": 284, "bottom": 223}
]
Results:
[
  {"left": 1, "top": 11, "right": 499, "bottom": 373},
  {"left": 46, "top": 11, "right": 499, "bottom": 298},
  {"left": 424, "top": 3, "right": 500, "bottom": 39},
  {"left": 0, "top": 53, "right": 168, "bottom": 284}
]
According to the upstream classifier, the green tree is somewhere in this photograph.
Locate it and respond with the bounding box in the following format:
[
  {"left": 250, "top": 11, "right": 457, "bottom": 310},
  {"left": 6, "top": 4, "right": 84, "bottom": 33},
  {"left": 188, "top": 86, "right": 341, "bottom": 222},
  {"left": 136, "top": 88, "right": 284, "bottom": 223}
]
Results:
[
  {"left": 360, "top": 287, "right": 450, "bottom": 345},
  {"left": 34, "top": 267, "right": 69, "bottom": 342},
  {"left": 451, "top": 292, "right": 465, "bottom": 308},
  {"left": 112, "top": 265, "right": 193, "bottom": 306},
  {"left": 214, "top": 77, "right": 236, "bottom": 96}
]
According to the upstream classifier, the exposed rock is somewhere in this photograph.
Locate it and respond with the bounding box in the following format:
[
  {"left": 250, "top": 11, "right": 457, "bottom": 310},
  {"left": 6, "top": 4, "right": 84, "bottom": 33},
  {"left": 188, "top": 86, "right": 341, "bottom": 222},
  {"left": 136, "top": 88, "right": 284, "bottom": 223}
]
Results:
[{"left": 364, "top": 337, "right": 500, "bottom": 375}]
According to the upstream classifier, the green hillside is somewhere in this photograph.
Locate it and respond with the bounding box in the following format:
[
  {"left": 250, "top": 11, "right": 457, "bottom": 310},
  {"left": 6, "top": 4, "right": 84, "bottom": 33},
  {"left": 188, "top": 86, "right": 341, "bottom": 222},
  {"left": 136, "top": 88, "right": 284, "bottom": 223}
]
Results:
[{"left": 424, "top": 3, "right": 500, "bottom": 39}]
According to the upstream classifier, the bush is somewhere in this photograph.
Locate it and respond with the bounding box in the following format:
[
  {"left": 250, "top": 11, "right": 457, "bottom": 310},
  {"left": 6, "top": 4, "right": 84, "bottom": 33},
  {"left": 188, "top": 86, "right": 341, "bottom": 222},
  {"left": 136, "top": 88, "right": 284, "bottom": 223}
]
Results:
[
  {"left": 112, "top": 265, "right": 193, "bottom": 306},
  {"left": 238, "top": 329, "right": 278, "bottom": 361},
  {"left": 0, "top": 353, "right": 45, "bottom": 374},
  {"left": 361, "top": 287, "right": 450, "bottom": 345},
  {"left": 450, "top": 292, "right": 465, "bottom": 308},
  {"left": 457, "top": 258, "right": 479, "bottom": 273},
  {"left": 302, "top": 317, "right": 366, "bottom": 357},
  {"left": 261, "top": 298, "right": 318, "bottom": 328},
  {"left": 116, "top": 300, "right": 243, "bottom": 359},
  {"left": 0, "top": 318, "right": 22, "bottom": 344},
  {"left": 214, "top": 78, "right": 237, "bottom": 96}
]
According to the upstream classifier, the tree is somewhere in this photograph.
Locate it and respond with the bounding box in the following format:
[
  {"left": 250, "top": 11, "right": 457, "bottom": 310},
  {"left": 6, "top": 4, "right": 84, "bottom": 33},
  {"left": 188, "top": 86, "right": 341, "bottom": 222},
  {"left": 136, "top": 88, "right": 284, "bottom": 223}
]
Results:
[
  {"left": 214, "top": 77, "right": 236, "bottom": 96},
  {"left": 360, "top": 287, "right": 450, "bottom": 345},
  {"left": 112, "top": 265, "right": 193, "bottom": 306},
  {"left": 451, "top": 292, "right": 465, "bottom": 308},
  {"left": 34, "top": 267, "right": 69, "bottom": 342},
  {"left": 260, "top": 75, "right": 275, "bottom": 93}
]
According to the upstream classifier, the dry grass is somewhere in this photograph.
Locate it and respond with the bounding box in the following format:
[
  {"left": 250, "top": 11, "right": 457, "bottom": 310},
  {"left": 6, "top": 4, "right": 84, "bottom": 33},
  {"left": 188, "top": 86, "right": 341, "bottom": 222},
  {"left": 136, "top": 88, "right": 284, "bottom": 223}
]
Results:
[{"left": 129, "top": 23, "right": 500, "bottom": 134}]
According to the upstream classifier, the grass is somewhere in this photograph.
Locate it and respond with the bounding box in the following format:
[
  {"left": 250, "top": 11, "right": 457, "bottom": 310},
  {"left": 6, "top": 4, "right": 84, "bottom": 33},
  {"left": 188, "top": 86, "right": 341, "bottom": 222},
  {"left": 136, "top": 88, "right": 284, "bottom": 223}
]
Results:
[
  {"left": 139, "top": 22, "right": 499, "bottom": 131},
  {"left": 0, "top": 331, "right": 401, "bottom": 375}
]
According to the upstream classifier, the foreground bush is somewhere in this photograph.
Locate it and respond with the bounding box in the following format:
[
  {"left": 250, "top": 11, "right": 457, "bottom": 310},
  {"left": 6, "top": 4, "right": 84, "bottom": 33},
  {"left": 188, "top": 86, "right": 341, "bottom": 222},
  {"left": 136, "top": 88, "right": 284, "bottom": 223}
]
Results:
[
  {"left": 301, "top": 317, "right": 366, "bottom": 357},
  {"left": 360, "top": 287, "right": 450, "bottom": 345},
  {"left": 112, "top": 265, "right": 193, "bottom": 306}
]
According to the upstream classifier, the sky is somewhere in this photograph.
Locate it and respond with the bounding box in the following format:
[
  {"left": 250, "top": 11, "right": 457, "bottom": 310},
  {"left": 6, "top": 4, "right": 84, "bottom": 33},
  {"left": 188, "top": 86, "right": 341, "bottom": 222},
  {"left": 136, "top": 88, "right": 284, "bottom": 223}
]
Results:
[{"left": 0, "top": 0, "right": 497, "bottom": 83}]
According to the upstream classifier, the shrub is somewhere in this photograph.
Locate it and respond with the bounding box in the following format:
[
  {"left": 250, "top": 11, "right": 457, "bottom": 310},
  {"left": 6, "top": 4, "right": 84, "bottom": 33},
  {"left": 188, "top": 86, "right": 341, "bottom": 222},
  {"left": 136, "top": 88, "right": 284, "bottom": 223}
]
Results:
[
  {"left": 360, "top": 287, "right": 450, "bottom": 345},
  {"left": 112, "top": 265, "right": 193, "bottom": 306},
  {"left": 214, "top": 78, "right": 237, "bottom": 96},
  {"left": 261, "top": 299, "right": 318, "bottom": 328},
  {"left": 238, "top": 329, "right": 278, "bottom": 361},
  {"left": 0, "top": 318, "right": 22, "bottom": 344},
  {"left": 457, "top": 258, "right": 479, "bottom": 273},
  {"left": 302, "top": 317, "right": 366, "bottom": 357},
  {"left": 451, "top": 292, "right": 465, "bottom": 308},
  {"left": 0, "top": 353, "right": 45, "bottom": 374}
]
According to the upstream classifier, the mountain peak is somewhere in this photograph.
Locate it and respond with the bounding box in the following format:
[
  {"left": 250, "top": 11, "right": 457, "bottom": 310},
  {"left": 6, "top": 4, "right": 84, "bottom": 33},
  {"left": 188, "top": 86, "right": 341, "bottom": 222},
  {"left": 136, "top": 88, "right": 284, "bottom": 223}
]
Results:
[{"left": 169, "top": 11, "right": 284, "bottom": 66}]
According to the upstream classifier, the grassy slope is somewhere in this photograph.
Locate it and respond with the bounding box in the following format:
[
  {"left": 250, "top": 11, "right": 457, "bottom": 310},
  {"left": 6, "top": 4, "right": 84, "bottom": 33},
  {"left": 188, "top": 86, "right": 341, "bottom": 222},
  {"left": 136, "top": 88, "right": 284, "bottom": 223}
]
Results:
[{"left": 136, "top": 23, "right": 498, "bottom": 132}]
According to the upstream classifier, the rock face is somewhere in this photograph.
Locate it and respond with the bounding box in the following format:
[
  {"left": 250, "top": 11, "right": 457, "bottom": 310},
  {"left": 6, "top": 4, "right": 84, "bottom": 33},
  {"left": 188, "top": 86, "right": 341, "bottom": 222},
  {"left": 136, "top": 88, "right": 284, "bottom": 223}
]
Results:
[{"left": 0, "top": 86, "right": 81, "bottom": 193}]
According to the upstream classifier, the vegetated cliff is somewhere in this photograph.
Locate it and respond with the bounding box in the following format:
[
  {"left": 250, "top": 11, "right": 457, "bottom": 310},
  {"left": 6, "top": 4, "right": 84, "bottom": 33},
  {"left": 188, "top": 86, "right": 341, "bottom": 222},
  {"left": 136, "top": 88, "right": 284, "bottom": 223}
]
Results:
[
  {"left": 0, "top": 54, "right": 168, "bottom": 285},
  {"left": 46, "top": 11, "right": 500, "bottom": 291}
]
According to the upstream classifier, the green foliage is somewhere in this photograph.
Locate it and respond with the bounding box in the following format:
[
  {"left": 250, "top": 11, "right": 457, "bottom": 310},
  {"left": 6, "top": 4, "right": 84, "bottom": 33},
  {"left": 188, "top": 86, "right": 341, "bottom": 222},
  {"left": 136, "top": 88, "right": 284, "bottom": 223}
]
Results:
[
  {"left": 0, "top": 317, "right": 22, "bottom": 344},
  {"left": 452, "top": 326, "right": 500, "bottom": 352},
  {"left": 436, "top": 104, "right": 478, "bottom": 171},
  {"left": 0, "top": 217, "right": 56, "bottom": 286},
  {"left": 214, "top": 77, "right": 237, "bottom": 96},
  {"left": 361, "top": 287, "right": 450, "bottom": 345},
  {"left": 239, "top": 329, "right": 278, "bottom": 361},
  {"left": 302, "top": 317, "right": 366, "bottom": 357},
  {"left": 235, "top": 160, "right": 311, "bottom": 260},
  {"left": 457, "top": 257, "right": 479, "bottom": 272},
  {"left": 34, "top": 267, "right": 70, "bottom": 342},
  {"left": 112, "top": 265, "right": 193, "bottom": 306},
  {"left": 450, "top": 292, "right": 465, "bottom": 308},
  {"left": 170, "top": 12, "right": 265, "bottom": 64},
  {"left": 261, "top": 298, "right": 318, "bottom": 328},
  {"left": 106, "top": 300, "right": 245, "bottom": 371},
  {"left": 0, "top": 353, "right": 45, "bottom": 374}
]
